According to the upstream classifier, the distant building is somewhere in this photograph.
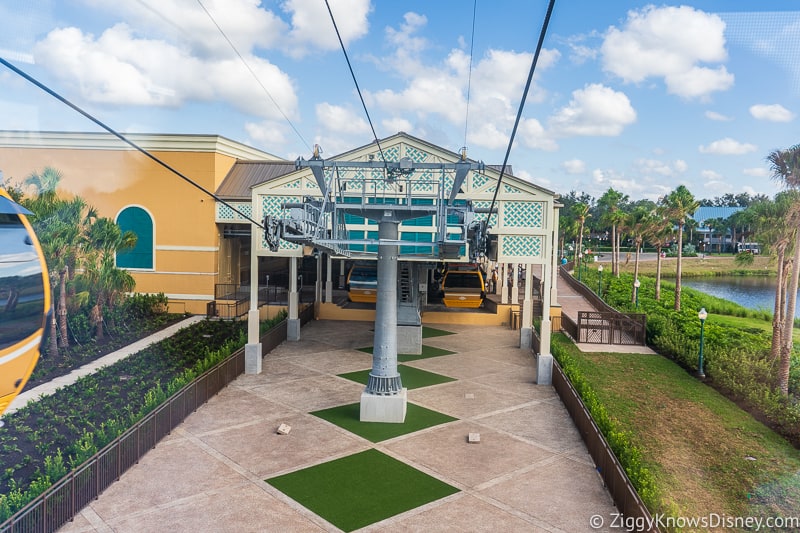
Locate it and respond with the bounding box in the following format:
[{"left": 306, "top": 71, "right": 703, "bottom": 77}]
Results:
[{"left": 691, "top": 206, "right": 744, "bottom": 252}]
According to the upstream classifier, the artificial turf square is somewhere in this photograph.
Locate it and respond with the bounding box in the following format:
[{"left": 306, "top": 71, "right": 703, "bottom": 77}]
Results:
[
  {"left": 266, "top": 448, "right": 459, "bottom": 532},
  {"left": 338, "top": 364, "right": 456, "bottom": 390},
  {"left": 357, "top": 344, "right": 455, "bottom": 362},
  {"left": 311, "top": 401, "right": 457, "bottom": 442},
  {"left": 422, "top": 326, "right": 455, "bottom": 338}
]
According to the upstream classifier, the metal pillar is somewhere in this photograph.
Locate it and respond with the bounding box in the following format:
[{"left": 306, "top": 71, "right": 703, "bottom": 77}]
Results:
[
  {"left": 500, "top": 263, "right": 508, "bottom": 304},
  {"left": 511, "top": 262, "right": 519, "bottom": 303},
  {"left": 366, "top": 221, "right": 403, "bottom": 395}
]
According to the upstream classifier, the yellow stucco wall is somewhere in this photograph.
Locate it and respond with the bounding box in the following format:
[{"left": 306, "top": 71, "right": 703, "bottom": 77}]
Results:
[{"left": 0, "top": 135, "right": 267, "bottom": 315}]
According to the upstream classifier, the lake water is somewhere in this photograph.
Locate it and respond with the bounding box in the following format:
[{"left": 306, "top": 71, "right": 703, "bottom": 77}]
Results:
[{"left": 682, "top": 276, "right": 800, "bottom": 315}]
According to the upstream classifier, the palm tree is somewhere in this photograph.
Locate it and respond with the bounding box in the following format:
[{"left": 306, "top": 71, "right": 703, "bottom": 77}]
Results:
[
  {"left": 597, "top": 188, "right": 628, "bottom": 277},
  {"left": 626, "top": 207, "right": 651, "bottom": 303},
  {"left": 767, "top": 144, "right": 800, "bottom": 396},
  {"left": 661, "top": 186, "right": 699, "bottom": 311},
  {"left": 80, "top": 217, "right": 137, "bottom": 339},
  {"left": 644, "top": 206, "right": 673, "bottom": 302},
  {"left": 573, "top": 202, "right": 591, "bottom": 265}
]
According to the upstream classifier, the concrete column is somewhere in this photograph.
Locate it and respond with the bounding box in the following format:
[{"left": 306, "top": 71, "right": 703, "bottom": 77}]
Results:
[
  {"left": 520, "top": 262, "right": 533, "bottom": 349},
  {"left": 500, "top": 262, "right": 508, "bottom": 304},
  {"left": 511, "top": 262, "right": 519, "bottom": 303},
  {"left": 288, "top": 257, "right": 300, "bottom": 341},
  {"left": 538, "top": 260, "right": 553, "bottom": 385},
  {"left": 325, "top": 254, "right": 333, "bottom": 302},
  {"left": 315, "top": 254, "right": 323, "bottom": 303},
  {"left": 245, "top": 233, "right": 262, "bottom": 374},
  {"left": 339, "top": 259, "right": 346, "bottom": 289},
  {"left": 551, "top": 203, "right": 561, "bottom": 306}
]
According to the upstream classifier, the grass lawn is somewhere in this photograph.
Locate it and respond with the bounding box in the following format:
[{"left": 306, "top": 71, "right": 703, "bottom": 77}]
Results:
[
  {"left": 552, "top": 335, "right": 800, "bottom": 520},
  {"left": 266, "top": 448, "right": 459, "bottom": 532}
]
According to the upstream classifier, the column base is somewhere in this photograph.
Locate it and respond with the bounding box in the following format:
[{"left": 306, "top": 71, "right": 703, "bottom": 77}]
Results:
[
  {"left": 536, "top": 353, "right": 553, "bottom": 385},
  {"left": 287, "top": 318, "right": 301, "bottom": 341},
  {"left": 245, "top": 343, "right": 262, "bottom": 374},
  {"left": 360, "top": 389, "right": 408, "bottom": 423},
  {"left": 519, "top": 327, "right": 532, "bottom": 350}
]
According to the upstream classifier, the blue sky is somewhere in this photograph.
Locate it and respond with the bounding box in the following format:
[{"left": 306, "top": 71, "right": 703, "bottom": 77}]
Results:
[{"left": 1, "top": 0, "right": 798, "bottom": 202}]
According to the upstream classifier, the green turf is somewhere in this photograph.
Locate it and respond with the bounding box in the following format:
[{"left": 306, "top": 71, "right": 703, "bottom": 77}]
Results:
[
  {"left": 422, "top": 326, "right": 455, "bottom": 338},
  {"left": 338, "top": 364, "right": 456, "bottom": 389},
  {"left": 357, "top": 344, "right": 455, "bottom": 362},
  {"left": 266, "top": 448, "right": 459, "bottom": 532},
  {"left": 311, "top": 401, "right": 457, "bottom": 442}
]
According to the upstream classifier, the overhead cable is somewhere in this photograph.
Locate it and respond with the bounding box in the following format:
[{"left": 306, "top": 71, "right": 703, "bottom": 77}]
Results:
[
  {"left": 196, "top": 0, "right": 312, "bottom": 153},
  {"left": 0, "top": 57, "right": 264, "bottom": 229},
  {"left": 323, "top": 0, "right": 387, "bottom": 165},
  {"left": 488, "top": 0, "right": 556, "bottom": 218}
]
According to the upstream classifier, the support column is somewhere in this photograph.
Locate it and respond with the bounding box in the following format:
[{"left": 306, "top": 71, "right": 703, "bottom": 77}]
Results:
[
  {"left": 520, "top": 262, "right": 533, "bottom": 349},
  {"left": 315, "top": 254, "right": 323, "bottom": 304},
  {"left": 325, "top": 254, "right": 333, "bottom": 302},
  {"left": 339, "top": 259, "right": 346, "bottom": 289},
  {"left": 538, "top": 257, "right": 554, "bottom": 385},
  {"left": 245, "top": 232, "right": 262, "bottom": 374},
  {"left": 361, "top": 220, "right": 406, "bottom": 423},
  {"left": 500, "top": 263, "right": 508, "bottom": 304},
  {"left": 511, "top": 262, "right": 519, "bottom": 303},
  {"left": 288, "top": 257, "right": 300, "bottom": 341}
]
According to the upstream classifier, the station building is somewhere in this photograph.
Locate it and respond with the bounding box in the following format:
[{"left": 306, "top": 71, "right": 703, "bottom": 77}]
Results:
[{"left": 0, "top": 131, "right": 560, "bottom": 369}]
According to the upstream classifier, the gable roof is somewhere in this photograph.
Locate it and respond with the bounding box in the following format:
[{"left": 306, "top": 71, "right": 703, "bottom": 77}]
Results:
[{"left": 216, "top": 160, "right": 297, "bottom": 199}]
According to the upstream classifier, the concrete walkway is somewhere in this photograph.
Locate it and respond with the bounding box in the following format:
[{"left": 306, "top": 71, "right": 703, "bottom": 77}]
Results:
[
  {"left": 6, "top": 316, "right": 205, "bottom": 415},
  {"left": 58, "top": 320, "right": 624, "bottom": 532}
]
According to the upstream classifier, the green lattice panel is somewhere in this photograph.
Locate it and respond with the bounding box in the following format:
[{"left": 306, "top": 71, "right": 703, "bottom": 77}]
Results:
[
  {"left": 374, "top": 146, "right": 400, "bottom": 162},
  {"left": 405, "top": 146, "right": 429, "bottom": 163},
  {"left": 501, "top": 235, "right": 542, "bottom": 258},
  {"left": 410, "top": 170, "right": 435, "bottom": 192},
  {"left": 503, "top": 183, "right": 523, "bottom": 194},
  {"left": 471, "top": 172, "right": 492, "bottom": 190},
  {"left": 260, "top": 195, "right": 300, "bottom": 251},
  {"left": 503, "top": 202, "right": 543, "bottom": 228},
  {"left": 474, "top": 201, "right": 497, "bottom": 226},
  {"left": 304, "top": 177, "right": 319, "bottom": 190},
  {"left": 284, "top": 178, "right": 301, "bottom": 189},
  {"left": 216, "top": 202, "right": 252, "bottom": 222}
]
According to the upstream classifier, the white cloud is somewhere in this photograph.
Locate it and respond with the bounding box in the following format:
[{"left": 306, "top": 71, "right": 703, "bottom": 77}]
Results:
[
  {"left": 548, "top": 84, "right": 636, "bottom": 137},
  {"left": 33, "top": 22, "right": 298, "bottom": 118},
  {"left": 749, "top": 104, "right": 795, "bottom": 122},
  {"left": 634, "top": 158, "right": 679, "bottom": 177},
  {"left": 282, "top": 0, "right": 371, "bottom": 57},
  {"left": 601, "top": 5, "right": 733, "bottom": 99},
  {"left": 382, "top": 117, "right": 413, "bottom": 134},
  {"left": 562, "top": 159, "right": 586, "bottom": 174},
  {"left": 315, "top": 103, "right": 370, "bottom": 135},
  {"left": 743, "top": 167, "right": 769, "bottom": 178},
  {"left": 674, "top": 159, "right": 688, "bottom": 173},
  {"left": 518, "top": 118, "right": 558, "bottom": 151},
  {"left": 698, "top": 137, "right": 757, "bottom": 155},
  {"left": 701, "top": 169, "right": 723, "bottom": 180},
  {"left": 705, "top": 110, "right": 732, "bottom": 121},
  {"left": 244, "top": 120, "right": 288, "bottom": 146}
]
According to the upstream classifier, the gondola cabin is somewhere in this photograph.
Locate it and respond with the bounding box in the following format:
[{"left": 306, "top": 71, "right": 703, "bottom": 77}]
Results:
[
  {"left": 442, "top": 264, "right": 485, "bottom": 309},
  {"left": 347, "top": 262, "right": 378, "bottom": 303},
  {"left": 0, "top": 189, "right": 51, "bottom": 417}
]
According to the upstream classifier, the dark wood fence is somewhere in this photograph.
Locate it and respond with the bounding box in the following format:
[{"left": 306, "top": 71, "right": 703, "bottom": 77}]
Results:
[
  {"left": 578, "top": 311, "right": 646, "bottom": 345},
  {"left": 551, "top": 358, "right": 659, "bottom": 532},
  {"left": 558, "top": 265, "right": 646, "bottom": 346},
  {"left": 1, "top": 318, "right": 293, "bottom": 533}
]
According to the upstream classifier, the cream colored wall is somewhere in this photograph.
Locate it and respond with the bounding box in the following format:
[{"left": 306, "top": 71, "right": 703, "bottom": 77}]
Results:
[{"left": 0, "top": 145, "right": 238, "bottom": 315}]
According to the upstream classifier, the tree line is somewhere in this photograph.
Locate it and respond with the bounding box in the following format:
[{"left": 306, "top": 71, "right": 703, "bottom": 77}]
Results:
[{"left": 559, "top": 144, "right": 800, "bottom": 397}]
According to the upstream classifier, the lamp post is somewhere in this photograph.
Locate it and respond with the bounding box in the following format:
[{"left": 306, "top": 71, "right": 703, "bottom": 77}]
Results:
[
  {"left": 697, "top": 307, "right": 708, "bottom": 378},
  {"left": 597, "top": 264, "right": 603, "bottom": 298},
  {"left": 578, "top": 250, "right": 583, "bottom": 281},
  {"left": 634, "top": 278, "right": 640, "bottom": 308}
]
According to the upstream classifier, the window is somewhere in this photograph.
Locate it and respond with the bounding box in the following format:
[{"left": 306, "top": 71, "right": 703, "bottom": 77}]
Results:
[{"left": 116, "top": 206, "right": 154, "bottom": 269}]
